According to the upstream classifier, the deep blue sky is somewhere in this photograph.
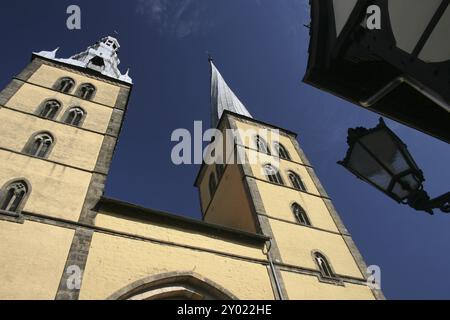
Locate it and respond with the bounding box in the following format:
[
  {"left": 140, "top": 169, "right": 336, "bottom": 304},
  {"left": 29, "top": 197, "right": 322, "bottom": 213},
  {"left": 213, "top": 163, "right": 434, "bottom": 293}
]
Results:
[{"left": 1, "top": 0, "right": 449, "bottom": 300}]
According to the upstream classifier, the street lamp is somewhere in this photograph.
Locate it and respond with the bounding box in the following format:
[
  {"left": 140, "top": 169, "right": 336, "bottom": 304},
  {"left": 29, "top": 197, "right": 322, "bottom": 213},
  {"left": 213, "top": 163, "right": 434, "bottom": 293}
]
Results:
[
  {"left": 303, "top": 0, "right": 450, "bottom": 143},
  {"left": 338, "top": 118, "right": 450, "bottom": 215}
]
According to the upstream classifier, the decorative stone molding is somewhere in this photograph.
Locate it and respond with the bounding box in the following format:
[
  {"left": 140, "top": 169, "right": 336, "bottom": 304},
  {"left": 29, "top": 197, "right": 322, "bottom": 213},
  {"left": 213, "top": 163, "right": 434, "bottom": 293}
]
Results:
[{"left": 107, "top": 271, "right": 239, "bottom": 300}]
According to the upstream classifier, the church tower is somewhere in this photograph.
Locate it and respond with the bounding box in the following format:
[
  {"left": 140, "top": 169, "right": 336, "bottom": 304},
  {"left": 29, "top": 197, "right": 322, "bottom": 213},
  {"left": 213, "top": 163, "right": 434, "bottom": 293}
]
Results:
[
  {"left": 195, "top": 60, "right": 384, "bottom": 300},
  {"left": 0, "top": 36, "right": 132, "bottom": 299},
  {"left": 1, "top": 36, "right": 383, "bottom": 300}
]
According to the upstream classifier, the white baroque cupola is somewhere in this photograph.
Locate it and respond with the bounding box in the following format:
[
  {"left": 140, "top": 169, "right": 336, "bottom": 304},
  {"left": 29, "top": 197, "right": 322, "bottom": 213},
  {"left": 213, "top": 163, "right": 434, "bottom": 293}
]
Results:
[{"left": 34, "top": 36, "right": 132, "bottom": 84}]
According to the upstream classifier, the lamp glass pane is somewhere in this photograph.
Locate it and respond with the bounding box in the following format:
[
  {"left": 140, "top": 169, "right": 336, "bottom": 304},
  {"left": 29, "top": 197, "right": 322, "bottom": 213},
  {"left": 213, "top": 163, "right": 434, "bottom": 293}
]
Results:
[
  {"left": 360, "top": 129, "right": 410, "bottom": 176},
  {"left": 347, "top": 143, "right": 392, "bottom": 191},
  {"left": 391, "top": 173, "right": 421, "bottom": 200},
  {"left": 391, "top": 183, "right": 410, "bottom": 200},
  {"left": 419, "top": 5, "right": 450, "bottom": 63},
  {"left": 401, "top": 173, "right": 421, "bottom": 191},
  {"left": 332, "top": 0, "right": 358, "bottom": 36},
  {"left": 388, "top": 0, "right": 441, "bottom": 54}
]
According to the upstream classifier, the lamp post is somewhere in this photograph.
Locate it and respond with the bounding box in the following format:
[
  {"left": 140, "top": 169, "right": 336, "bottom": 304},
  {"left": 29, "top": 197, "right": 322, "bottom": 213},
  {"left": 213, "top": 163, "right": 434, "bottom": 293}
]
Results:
[{"left": 338, "top": 118, "right": 450, "bottom": 215}]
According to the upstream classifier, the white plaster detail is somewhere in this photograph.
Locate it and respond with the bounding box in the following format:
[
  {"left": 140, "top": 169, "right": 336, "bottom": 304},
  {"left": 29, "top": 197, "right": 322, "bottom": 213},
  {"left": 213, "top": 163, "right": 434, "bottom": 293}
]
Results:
[{"left": 34, "top": 36, "right": 132, "bottom": 84}]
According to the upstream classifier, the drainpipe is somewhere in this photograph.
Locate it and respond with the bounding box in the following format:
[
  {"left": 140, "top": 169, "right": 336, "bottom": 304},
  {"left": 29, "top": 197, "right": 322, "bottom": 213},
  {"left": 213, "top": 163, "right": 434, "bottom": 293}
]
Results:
[{"left": 265, "top": 239, "right": 284, "bottom": 300}]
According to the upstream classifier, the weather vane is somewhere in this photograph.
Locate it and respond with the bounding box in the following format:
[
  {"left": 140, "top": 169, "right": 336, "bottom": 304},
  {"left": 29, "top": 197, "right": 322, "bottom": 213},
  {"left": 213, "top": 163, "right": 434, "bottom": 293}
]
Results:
[{"left": 206, "top": 51, "right": 214, "bottom": 62}]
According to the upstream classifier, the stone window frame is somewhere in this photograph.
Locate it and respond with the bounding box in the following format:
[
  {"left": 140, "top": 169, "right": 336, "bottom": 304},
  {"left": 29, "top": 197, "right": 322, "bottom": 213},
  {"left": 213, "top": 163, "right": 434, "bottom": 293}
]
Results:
[
  {"left": 62, "top": 106, "right": 87, "bottom": 128},
  {"left": 76, "top": 83, "right": 97, "bottom": 101},
  {"left": 22, "top": 131, "right": 56, "bottom": 159},
  {"left": 0, "top": 178, "right": 32, "bottom": 220},
  {"left": 311, "top": 250, "right": 344, "bottom": 286},
  {"left": 273, "top": 141, "right": 291, "bottom": 161},
  {"left": 254, "top": 135, "right": 271, "bottom": 155},
  {"left": 263, "top": 163, "right": 285, "bottom": 186},
  {"left": 288, "top": 170, "right": 307, "bottom": 192},
  {"left": 209, "top": 172, "right": 217, "bottom": 199},
  {"left": 291, "top": 202, "right": 312, "bottom": 227},
  {"left": 215, "top": 163, "right": 225, "bottom": 181},
  {"left": 107, "top": 272, "right": 238, "bottom": 300},
  {"left": 35, "top": 99, "right": 63, "bottom": 120},
  {"left": 53, "top": 77, "right": 76, "bottom": 94}
]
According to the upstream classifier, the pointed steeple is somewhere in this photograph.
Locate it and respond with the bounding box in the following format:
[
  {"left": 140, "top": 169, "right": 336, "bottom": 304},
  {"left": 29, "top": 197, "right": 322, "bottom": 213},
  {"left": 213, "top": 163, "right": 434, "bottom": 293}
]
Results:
[
  {"left": 34, "top": 36, "right": 132, "bottom": 84},
  {"left": 210, "top": 60, "right": 252, "bottom": 127}
]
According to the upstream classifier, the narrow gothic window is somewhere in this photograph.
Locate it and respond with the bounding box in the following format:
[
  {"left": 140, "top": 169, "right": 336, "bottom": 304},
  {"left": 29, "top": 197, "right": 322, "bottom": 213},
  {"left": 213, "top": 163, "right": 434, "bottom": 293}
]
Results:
[
  {"left": 314, "top": 252, "right": 336, "bottom": 279},
  {"left": 209, "top": 172, "right": 217, "bottom": 198},
  {"left": 274, "top": 142, "right": 291, "bottom": 160},
  {"left": 39, "top": 100, "right": 60, "bottom": 120},
  {"left": 56, "top": 77, "right": 75, "bottom": 93},
  {"left": 25, "top": 132, "right": 54, "bottom": 158},
  {"left": 0, "top": 181, "right": 28, "bottom": 213},
  {"left": 255, "top": 135, "right": 271, "bottom": 155},
  {"left": 264, "top": 164, "right": 284, "bottom": 185},
  {"left": 216, "top": 163, "right": 225, "bottom": 181},
  {"left": 65, "top": 107, "right": 85, "bottom": 127},
  {"left": 289, "top": 171, "right": 306, "bottom": 191},
  {"left": 78, "top": 83, "right": 96, "bottom": 100},
  {"left": 292, "top": 203, "right": 311, "bottom": 226}
]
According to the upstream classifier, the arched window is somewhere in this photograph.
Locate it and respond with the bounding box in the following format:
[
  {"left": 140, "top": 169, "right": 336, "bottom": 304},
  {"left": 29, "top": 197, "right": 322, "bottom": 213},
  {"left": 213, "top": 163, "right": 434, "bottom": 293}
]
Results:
[
  {"left": 24, "top": 132, "right": 54, "bottom": 158},
  {"left": 38, "top": 100, "right": 61, "bottom": 120},
  {"left": 65, "top": 107, "right": 85, "bottom": 127},
  {"left": 0, "top": 180, "right": 29, "bottom": 213},
  {"left": 89, "top": 56, "right": 105, "bottom": 68},
  {"left": 274, "top": 142, "right": 291, "bottom": 160},
  {"left": 78, "top": 83, "right": 96, "bottom": 100},
  {"left": 288, "top": 171, "right": 306, "bottom": 191},
  {"left": 56, "top": 77, "right": 75, "bottom": 93},
  {"left": 209, "top": 172, "right": 217, "bottom": 198},
  {"left": 255, "top": 135, "right": 271, "bottom": 155},
  {"left": 313, "top": 252, "right": 336, "bottom": 279},
  {"left": 216, "top": 163, "right": 225, "bottom": 181},
  {"left": 292, "top": 203, "right": 311, "bottom": 226},
  {"left": 264, "top": 164, "right": 284, "bottom": 185}
]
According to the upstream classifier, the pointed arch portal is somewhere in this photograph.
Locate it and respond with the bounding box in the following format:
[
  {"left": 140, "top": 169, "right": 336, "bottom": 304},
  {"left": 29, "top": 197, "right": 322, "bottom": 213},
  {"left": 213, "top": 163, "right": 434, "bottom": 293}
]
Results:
[{"left": 107, "top": 272, "right": 238, "bottom": 300}]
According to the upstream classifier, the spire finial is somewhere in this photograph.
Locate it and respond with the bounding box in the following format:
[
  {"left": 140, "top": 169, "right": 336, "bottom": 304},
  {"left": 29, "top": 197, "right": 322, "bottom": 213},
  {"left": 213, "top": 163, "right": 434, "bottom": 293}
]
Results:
[{"left": 206, "top": 51, "right": 214, "bottom": 63}]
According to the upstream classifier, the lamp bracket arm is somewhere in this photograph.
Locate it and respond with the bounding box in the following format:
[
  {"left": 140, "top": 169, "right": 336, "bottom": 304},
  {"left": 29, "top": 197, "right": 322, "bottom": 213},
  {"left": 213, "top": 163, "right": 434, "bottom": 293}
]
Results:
[{"left": 428, "top": 192, "right": 450, "bottom": 213}]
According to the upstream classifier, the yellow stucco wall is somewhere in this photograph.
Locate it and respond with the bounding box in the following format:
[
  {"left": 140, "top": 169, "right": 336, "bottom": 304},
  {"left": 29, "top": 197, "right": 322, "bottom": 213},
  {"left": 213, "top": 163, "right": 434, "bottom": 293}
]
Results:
[
  {"left": 198, "top": 123, "right": 236, "bottom": 213},
  {"left": 255, "top": 180, "right": 339, "bottom": 233},
  {"left": 198, "top": 163, "right": 216, "bottom": 212},
  {"left": 0, "top": 220, "right": 74, "bottom": 300},
  {"left": 5, "top": 82, "right": 113, "bottom": 134},
  {"left": 203, "top": 164, "right": 257, "bottom": 233},
  {"left": 0, "top": 58, "right": 124, "bottom": 221},
  {"left": 0, "top": 108, "right": 103, "bottom": 171},
  {"left": 232, "top": 116, "right": 369, "bottom": 285},
  {"left": 0, "top": 56, "right": 378, "bottom": 300},
  {"left": 232, "top": 119, "right": 303, "bottom": 164},
  {"left": 95, "top": 211, "right": 266, "bottom": 261},
  {"left": 281, "top": 271, "right": 375, "bottom": 300},
  {"left": 27, "top": 64, "right": 122, "bottom": 107},
  {"left": 0, "top": 150, "right": 92, "bottom": 221},
  {"left": 270, "top": 218, "right": 363, "bottom": 278},
  {"left": 80, "top": 232, "right": 274, "bottom": 300},
  {"left": 245, "top": 149, "right": 321, "bottom": 196}
]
